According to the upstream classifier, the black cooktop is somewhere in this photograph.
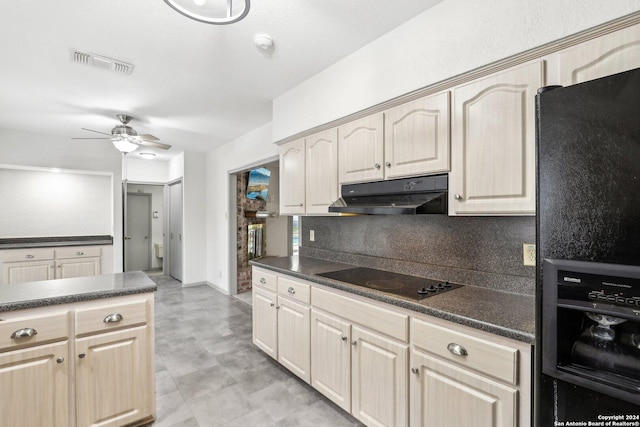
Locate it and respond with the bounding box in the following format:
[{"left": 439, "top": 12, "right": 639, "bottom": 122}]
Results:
[{"left": 317, "top": 267, "right": 462, "bottom": 300}]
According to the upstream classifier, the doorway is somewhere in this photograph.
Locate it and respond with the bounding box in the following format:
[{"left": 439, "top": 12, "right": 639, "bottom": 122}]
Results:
[
  {"left": 124, "top": 183, "right": 166, "bottom": 275},
  {"left": 168, "top": 180, "right": 183, "bottom": 282}
]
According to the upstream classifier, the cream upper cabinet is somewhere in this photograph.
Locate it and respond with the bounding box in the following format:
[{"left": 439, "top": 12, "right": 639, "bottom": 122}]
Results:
[
  {"left": 339, "top": 113, "right": 385, "bottom": 184},
  {"left": 306, "top": 128, "right": 339, "bottom": 214},
  {"left": 384, "top": 92, "right": 450, "bottom": 180},
  {"left": 279, "top": 138, "right": 306, "bottom": 215},
  {"left": 558, "top": 22, "right": 640, "bottom": 86},
  {"left": 450, "top": 60, "right": 544, "bottom": 215},
  {"left": 352, "top": 325, "right": 408, "bottom": 427}
]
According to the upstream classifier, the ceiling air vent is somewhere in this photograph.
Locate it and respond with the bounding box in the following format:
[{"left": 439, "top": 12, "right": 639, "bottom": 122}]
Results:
[{"left": 70, "top": 49, "right": 134, "bottom": 75}]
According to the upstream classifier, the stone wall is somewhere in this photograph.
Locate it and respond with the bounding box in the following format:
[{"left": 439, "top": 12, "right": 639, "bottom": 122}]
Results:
[{"left": 236, "top": 172, "right": 266, "bottom": 293}]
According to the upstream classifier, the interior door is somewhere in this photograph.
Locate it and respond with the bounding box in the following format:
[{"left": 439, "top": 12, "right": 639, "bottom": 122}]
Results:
[
  {"left": 125, "top": 193, "right": 151, "bottom": 272},
  {"left": 168, "top": 180, "right": 183, "bottom": 281}
]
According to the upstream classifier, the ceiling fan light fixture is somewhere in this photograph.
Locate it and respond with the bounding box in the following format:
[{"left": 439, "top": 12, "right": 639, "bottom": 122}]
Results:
[
  {"left": 112, "top": 138, "right": 139, "bottom": 154},
  {"left": 164, "top": 0, "right": 250, "bottom": 25},
  {"left": 139, "top": 152, "right": 156, "bottom": 159}
]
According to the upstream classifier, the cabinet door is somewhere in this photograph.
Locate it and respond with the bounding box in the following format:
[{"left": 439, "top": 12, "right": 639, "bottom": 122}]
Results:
[
  {"left": 352, "top": 326, "right": 408, "bottom": 427},
  {"left": 2, "top": 259, "right": 56, "bottom": 284},
  {"left": 56, "top": 257, "right": 101, "bottom": 279},
  {"left": 76, "top": 326, "right": 152, "bottom": 427},
  {"left": 252, "top": 285, "right": 278, "bottom": 359},
  {"left": 311, "top": 309, "right": 352, "bottom": 412},
  {"left": 279, "top": 138, "right": 306, "bottom": 215},
  {"left": 339, "top": 113, "right": 384, "bottom": 184},
  {"left": 0, "top": 341, "right": 69, "bottom": 427},
  {"left": 410, "top": 348, "right": 517, "bottom": 427},
  {"left": 384, "top": 92, "right": 450, "bottom": 179},
  {"left": 559, "top": 22, "right": 640, "bottom": 86},
  {"left": 306, "top": 128, "right": 339, "bottom": 214},
  {"left": 277, "top": 295, "right": 311, "bottom": 383},
  {"left": 450, "top": 61, "right": 543, "bottom": 215}
]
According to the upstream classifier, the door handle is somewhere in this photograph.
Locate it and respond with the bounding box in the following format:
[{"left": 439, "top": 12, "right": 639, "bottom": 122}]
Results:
[{"left": 124, "top": 236, "right": 132, "bottom": 240}]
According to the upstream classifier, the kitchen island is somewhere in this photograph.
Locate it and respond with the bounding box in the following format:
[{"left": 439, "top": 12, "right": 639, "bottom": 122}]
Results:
[
  {"left": 0, "top": 272, "right": 156, "bottom": 427},
  {"left": 251, "top": 255, "right": 534, "bottom": 427}
]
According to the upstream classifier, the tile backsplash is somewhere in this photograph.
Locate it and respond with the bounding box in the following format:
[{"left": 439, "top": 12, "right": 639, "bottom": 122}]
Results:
[{"left": 300, "top": 215, "right": 536, "bottom": 295}]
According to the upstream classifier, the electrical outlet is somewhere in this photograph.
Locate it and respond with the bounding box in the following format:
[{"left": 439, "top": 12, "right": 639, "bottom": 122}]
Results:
[
  {"left": 523, "top": 243, "right": 536, "bottom": 266},
  {"left": 310, "top": 230, "right": 315, "bottom": 242}
]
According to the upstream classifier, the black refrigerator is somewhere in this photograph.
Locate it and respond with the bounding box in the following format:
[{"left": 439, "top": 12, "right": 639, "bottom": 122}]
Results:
[{"left": 535, "top": 67, "right": 640, "bottom": 425}]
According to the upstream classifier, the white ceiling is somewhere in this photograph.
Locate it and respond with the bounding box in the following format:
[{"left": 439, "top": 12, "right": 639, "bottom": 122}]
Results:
[{"left": 0, "top": 0, "right": 443, "bottom": 161}]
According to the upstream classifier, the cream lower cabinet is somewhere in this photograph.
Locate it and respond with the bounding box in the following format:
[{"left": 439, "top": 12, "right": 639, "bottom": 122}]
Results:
[
  {"left": 311, "top": 287, "right": 409, "bottom": 427},
  {"left": 0, "top": 293, "right": 155, "bottom": 427},
  {"left": 410, "top": 316, "right": 531, "bottom": 427},
  {"left": 252, "top": 269, "right": 311, "bottom": 383},
  {"left": 56, "top": 247, "right": 102, "bottom": 279}
]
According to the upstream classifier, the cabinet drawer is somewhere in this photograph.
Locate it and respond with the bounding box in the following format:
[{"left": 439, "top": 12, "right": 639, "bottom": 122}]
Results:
[
  {"left": 312, "top": 286, "right": 409, "bottom": 342},
  {"left": 0, "top": 311, "right": 69, "bottom": 351},
  {"left": 2, "top": 249, "right": 55, "bottom": 263},
  {"left": 252, "top": 267, "right": 277, "bottom": 292},
  {"left": 75, "top": 299, "right": 148, "bottom": 336},
  {"left": 56, "top": 246, "right": 101, "bottom": 259},
  {"left": 411, "top": 317, "right": 519, "bottom": 385},
  {"left": 277, "top": 276, "right": 310, "bottom": 304}
]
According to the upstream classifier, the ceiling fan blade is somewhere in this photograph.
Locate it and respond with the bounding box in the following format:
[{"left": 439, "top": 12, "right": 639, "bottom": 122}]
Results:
[
  {"left": 71, "top": 137, "right": 112, "bottom": 140},
  {"left": 135, "top": 134, "right": 160, "bottom": 142},
  {"left": 81, "top": 127, "right": 112, "bottom": 136},
  {"left": 136, "top": 140, "right": 172, "bottom": 150}
]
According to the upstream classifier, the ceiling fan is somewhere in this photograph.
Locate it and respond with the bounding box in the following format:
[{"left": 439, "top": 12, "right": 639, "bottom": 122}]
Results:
[{"left": 72, "top": 114, "right": 171, "bottom": 154}]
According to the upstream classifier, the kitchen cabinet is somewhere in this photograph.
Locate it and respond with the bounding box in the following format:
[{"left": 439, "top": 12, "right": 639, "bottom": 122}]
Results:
[
  {"left": 252, "top": 267, "right": 311, "bottom": 383},
  {"left": 0, "top": 311, "right": 70, "bottom": 427},
  {"left": 311, "top": 286, "right": 409, "bottom": 427},
  {"left": 558, "top": 21, "right": 640, "bottom": 86},
  {"left": 339, "top": 92, "right": 450, "bottom": 185},
  {"left": 1, "top": 246, "right": 106, "bottom": 285},
  {"left": 410, "top": 316, "right": 531, "bottom": 427},
  {"left": 449, "top": 60, "right": 543, "bottom": 215},
  {"left": 0, "top": 293, "right": 155, "bottom": 427},
  {"left": 305, "top": 128, "right": 339, "bottom": 215},
  {"left": 279, "top": 138, "right": 306, "bottom": 215}
]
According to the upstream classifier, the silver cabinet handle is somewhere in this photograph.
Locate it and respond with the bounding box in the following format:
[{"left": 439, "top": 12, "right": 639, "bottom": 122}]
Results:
[
  {"left": 352, "top": 341, "right": 357, "bottom": 347},
  {"left": 25, "top": 254, "right": 35, "bottom": 259},
  {"left": 287, "top": 287, "right": 295, "bottom": 294},
  {"left": 11, "top": 327, "right": 37, "bottom": 339},
  {"left": 56, "top": 357, "right": 64, "bottom": 364},
  {"left": 260, "top": 278, "right": 266, "bottom": 284},
  {"left": 341, "top": 336, "right": 348, "bottom": 341},
  {"left": 78, "top": 353, "right": 86, "bottom": 359},
  {"left": 103, "top": 313, "right": 123, "bottom": 323},
  {"left": 276, "top": 305, "right": 280, "bottom": 310},
  {"left": 447, "top": 342, "right": 468, "bottom": 357},
  {"left": 411, "top": 367, "right": 419, "bottom": 375},
  {"left": 374, "top": 163, "right": 381, "bottom": 169},
  {"left": 454, "top": 194, "right": 462, "bottom": 200},
  {"left": 385, "top": 162, "right": 391, "bottom": 168},
  {"left": 298, "top": 203, "right": 304, "bottom": 207},
  {"left": 76, "top": 251, "right": 84, "bottom": 256}
]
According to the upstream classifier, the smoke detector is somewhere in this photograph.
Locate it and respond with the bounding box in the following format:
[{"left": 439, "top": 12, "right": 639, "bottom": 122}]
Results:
[
  {"left": 254, "top": 34, "right": 273, "bottom": 50},
  {"left": 71, "top": 49, "right": 134, "bottom": 75}
]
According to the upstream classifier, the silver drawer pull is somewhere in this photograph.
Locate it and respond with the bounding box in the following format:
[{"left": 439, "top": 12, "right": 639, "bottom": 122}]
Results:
[
  {"left": 103, "top": 313, "right": 123, "bottom": 323},
  {"left": 287, "top": 287, "right": 296, "bottom": 294},
  {"left": 411, "top": 367, "right": 419, "bottom": 375},
  {"left": 25, "top": 254, "right": 35, "bottom": 259},
  {"left": 56, "top": 357, "right": 64, "bottom": 364},
  {"left": 341, "top": 336, "right": 348, "bottom": 341},
  {"left": 260, "top": 277, "right": 266, "bottom": 284},
  {"left": 447, "top": 342, "right": 468, "bottom": 357},
  {"left": 76, "top": 251, "right": 84, "bottom": 256},
  {"left": 11, "top": 327, "right": 38, "bottom": 339}
]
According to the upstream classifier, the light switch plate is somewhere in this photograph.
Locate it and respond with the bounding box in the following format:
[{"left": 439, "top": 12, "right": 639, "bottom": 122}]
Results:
[
  {"left": 523, "top": 243, "right": 536, "bottom": 266},
  {"left": 310, "top": 230, "right": 315, "bottom": 242}
]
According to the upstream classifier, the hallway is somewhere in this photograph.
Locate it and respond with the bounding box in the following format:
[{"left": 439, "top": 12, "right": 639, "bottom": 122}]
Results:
[{"left": 152, "top": 275, "right": 364, "bottom": 427}]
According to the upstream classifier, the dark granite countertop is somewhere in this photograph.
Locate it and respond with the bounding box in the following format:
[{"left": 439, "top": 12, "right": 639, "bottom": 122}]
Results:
[
  {"left": 0, "top": 272, "right": 157, "bottom": 312},
  {"left": 251, "top": 256, "right": 535, "bottom": 344},
  {"left": 0, "top": 235, "right": 113, "bottom": 250}
]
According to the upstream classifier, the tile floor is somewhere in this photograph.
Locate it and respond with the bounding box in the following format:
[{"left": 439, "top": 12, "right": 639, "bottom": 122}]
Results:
[{"left": 152, "top": 275, "right": 364, "bottom": 427}]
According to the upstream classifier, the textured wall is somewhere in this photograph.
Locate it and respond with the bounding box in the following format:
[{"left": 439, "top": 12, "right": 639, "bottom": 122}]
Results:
[{"left": 300, "top": 215, "right": 536, "bottom": 295}]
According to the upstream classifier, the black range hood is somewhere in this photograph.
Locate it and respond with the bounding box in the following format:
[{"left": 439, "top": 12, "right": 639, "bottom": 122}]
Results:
[{"left": 328, "top": 174, "right": 447, "bottom": 215}]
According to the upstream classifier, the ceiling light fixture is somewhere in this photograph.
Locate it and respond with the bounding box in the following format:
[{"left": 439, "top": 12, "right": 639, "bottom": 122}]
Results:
[
  {"left": 139, "top": 152, "right": 156, "bottom": 160},
  {"left": 112, "top": 138, "right": 138, "bottom": 155},
  {"left": 164, "top": 0, "right": 250, "bottom": 25}
]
